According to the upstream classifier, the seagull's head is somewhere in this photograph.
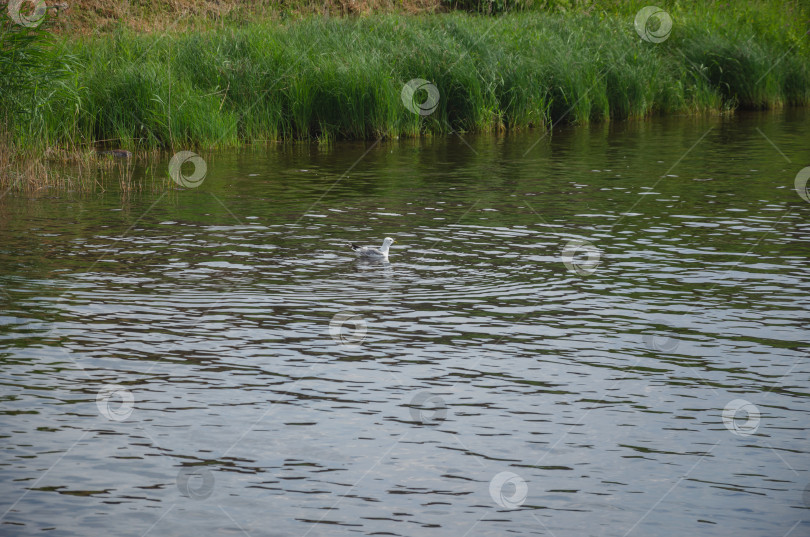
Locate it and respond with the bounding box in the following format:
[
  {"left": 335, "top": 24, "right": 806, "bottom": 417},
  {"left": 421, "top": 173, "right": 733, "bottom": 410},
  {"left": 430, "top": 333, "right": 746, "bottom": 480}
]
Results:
[{"left": 380, "top": 237, "right": 395, "bottom": 252}]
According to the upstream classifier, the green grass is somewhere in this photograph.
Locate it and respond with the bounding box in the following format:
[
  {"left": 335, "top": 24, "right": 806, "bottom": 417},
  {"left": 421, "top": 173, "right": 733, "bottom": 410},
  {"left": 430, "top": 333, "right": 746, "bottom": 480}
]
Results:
[{"left": 2, "top": 1, "right": 809, "bottom": 151}]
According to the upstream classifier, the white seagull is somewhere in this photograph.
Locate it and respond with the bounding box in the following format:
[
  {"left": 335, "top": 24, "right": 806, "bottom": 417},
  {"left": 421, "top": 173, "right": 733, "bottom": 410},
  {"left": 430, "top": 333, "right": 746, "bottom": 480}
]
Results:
[{"left": 348, "top": 237, "right": 395, "bottom": 259}]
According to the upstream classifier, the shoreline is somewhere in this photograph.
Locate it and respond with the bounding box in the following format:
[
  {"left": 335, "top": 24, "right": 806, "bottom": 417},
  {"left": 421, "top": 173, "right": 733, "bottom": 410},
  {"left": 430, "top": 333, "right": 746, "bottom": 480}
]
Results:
[
  {"left": 1, "top": 2, "right": 809, "bottom": 190},
  {"left": 5, "top": 107, "right": 806, "bottom": 195}
]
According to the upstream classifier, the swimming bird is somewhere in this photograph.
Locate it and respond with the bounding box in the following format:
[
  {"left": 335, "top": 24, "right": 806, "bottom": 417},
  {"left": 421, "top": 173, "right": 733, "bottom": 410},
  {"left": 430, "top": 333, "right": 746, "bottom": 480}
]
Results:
[{"left": 348, "top": 237, "right": 395, "bottom": 259}]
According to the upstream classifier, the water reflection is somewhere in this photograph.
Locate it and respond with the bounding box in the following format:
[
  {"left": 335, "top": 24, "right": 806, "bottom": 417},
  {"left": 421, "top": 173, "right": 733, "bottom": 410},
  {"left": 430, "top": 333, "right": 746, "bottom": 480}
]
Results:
[{"left": 1, "top": 109, "right": 809, "bottom": 537}]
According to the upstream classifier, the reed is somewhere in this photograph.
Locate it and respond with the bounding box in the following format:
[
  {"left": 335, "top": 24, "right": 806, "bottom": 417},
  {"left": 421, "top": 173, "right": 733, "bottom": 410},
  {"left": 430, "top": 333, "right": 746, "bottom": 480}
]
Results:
[{"left": 1, "top": 1, "right": 808, "bottom": 154}]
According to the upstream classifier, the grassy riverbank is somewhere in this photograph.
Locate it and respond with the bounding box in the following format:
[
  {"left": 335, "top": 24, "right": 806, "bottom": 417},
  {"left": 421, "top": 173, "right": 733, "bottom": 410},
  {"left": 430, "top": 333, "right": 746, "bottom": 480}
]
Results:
[{"left": 1, "top": 0, "right": 809, "bottom": 189}]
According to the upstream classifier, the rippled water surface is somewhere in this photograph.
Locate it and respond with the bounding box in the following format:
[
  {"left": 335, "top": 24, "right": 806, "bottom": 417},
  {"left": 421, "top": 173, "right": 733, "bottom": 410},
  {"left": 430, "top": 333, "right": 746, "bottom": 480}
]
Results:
[{"left": 2, "top": 110, "right": 809, "bottom": 536}]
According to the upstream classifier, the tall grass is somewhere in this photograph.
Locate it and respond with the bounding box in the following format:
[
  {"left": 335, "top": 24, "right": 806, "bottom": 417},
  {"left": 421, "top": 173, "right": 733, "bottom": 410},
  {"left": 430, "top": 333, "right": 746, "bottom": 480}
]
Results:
[
  {"left": 0, "top": 15, "right": 84, "bottom": 147},
  {"left": 2, "top": 2, "right": 809, "bottom": 152},
  {"left": 0, "top": 15, "right": 89, "bottom": 192}
]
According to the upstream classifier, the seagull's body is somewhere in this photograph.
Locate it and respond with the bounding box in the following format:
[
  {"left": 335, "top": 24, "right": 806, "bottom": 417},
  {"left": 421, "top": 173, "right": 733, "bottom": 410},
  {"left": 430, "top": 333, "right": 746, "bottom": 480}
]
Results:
[{"left": 349, "top": 237, "right": 395, "bottom": 259}]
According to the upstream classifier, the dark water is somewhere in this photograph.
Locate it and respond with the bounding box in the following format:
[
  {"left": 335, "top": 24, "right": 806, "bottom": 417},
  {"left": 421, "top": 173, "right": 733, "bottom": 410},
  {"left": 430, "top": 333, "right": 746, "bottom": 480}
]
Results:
[{"left": 1, "top": 110, "right": 809, "bottom": 537}]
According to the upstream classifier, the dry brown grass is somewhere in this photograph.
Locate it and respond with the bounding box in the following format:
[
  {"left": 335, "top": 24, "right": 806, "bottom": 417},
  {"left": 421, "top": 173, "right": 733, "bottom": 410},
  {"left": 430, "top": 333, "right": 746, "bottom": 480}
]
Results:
[
  {"left": 11, "top": 0, "right": 445, "bottom": 35},
  {"left": 0, "top": 131, "right": 165, "bottom": 195}
]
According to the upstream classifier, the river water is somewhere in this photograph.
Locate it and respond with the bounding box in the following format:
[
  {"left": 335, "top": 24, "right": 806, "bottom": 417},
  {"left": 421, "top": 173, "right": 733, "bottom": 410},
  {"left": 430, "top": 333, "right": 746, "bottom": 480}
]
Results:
[{"left": 1, "top": 110, "right": 809, "bottom": 537}]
